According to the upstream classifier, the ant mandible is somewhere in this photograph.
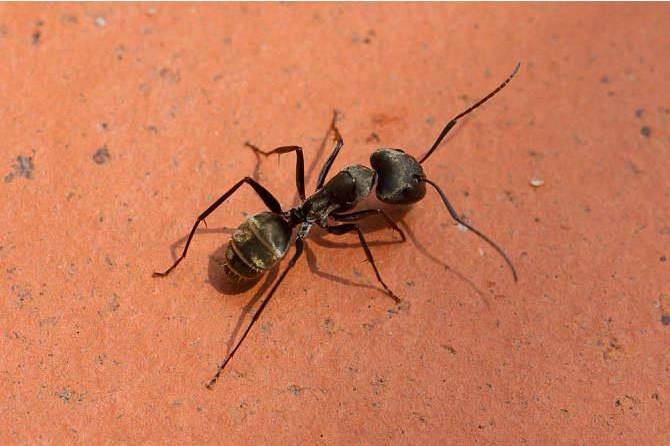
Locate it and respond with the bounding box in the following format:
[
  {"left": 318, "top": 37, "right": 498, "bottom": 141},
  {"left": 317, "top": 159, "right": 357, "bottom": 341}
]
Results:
[{"left": 153, "top": 63, "right": 520, "bottom": 389}]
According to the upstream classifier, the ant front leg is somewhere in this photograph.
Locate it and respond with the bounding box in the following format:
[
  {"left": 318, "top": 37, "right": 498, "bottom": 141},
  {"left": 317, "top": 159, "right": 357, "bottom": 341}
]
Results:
[
  {"left": 332, "top": 209, "right": 406, "bottom": 242},
  {"left": 245, "top": 143, "right": 306, "bottom": 201},
  {"left": 153, "top": 177, "right": 283, "bottom": 277},
  {"left": 326, "top": 223, "right": 400, "bottom": 303}
]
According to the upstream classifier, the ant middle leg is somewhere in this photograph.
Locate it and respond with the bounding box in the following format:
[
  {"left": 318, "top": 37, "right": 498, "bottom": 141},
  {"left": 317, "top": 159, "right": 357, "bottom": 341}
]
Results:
[
  {"left": 245, "top": 143, "right": 306, "bottom": 201},
  {"left": 152, "top": 177, "right": 283, "bottom": 278},
  {"left": 332, "top": 209, "right": 406, "bottom": 242},
  {"left": 326, "top": 223, "right": 400, "bottom": 303},
  {"left": 315, "top": 110, "right": 344, "bottom": 190}
]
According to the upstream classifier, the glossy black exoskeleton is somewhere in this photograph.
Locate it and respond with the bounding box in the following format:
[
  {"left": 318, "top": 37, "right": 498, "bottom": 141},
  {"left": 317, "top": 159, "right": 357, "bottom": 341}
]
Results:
[{"left": 153, "top": 63, "right": 521, "bottom": 388}]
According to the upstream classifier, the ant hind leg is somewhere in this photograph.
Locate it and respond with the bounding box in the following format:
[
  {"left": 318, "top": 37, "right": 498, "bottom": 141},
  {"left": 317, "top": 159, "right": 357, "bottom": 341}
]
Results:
[
  {"left": 206, "top": 232, "right": 308, "bottom": 389},
  {"left": 153, "top": 177, "right": 283, "bottom": 278}
]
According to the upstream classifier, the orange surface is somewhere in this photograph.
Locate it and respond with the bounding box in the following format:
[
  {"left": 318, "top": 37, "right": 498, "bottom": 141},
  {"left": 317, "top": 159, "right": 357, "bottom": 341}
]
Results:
[{"left": 2, "top": 3, "right": 669, "bottom": 444}]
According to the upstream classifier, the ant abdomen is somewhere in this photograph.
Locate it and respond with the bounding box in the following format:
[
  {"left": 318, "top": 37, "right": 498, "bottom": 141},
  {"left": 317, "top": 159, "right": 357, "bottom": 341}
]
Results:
[
  {"left": 223, "top": 212, "right": 291, "bottom": 280},
  {"left": 370, "top": 149, "right": 426, "bottom": 204}
]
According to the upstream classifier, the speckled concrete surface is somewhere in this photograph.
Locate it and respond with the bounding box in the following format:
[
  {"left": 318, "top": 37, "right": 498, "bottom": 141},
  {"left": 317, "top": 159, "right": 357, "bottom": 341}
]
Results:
[{"left": 1, "top": 3, "right": 669, "bottom": 444}]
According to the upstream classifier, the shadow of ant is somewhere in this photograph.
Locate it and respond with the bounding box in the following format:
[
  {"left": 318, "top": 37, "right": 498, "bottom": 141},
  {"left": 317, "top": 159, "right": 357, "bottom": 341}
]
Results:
[{"left": 397, "top": 219, "right": 488, "bottom": 305}]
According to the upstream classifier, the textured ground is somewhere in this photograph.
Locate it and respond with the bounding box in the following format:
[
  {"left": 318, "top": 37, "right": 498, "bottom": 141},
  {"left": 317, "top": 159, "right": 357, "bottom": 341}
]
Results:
[{"left": 1, "top": 3, "right": 669, "bottom": 444}]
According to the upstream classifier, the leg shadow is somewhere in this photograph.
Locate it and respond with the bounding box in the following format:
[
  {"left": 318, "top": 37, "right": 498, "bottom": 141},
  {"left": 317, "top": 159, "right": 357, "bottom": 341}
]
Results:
[
  {"left": 218, "top": 266, "right": 280, "bottom": 359},
  {"left": 398, "top": 219, "right": 488, "bottom": 305},
  {"left": 303, "top": 241, "right": 380, "bottom": 293}
]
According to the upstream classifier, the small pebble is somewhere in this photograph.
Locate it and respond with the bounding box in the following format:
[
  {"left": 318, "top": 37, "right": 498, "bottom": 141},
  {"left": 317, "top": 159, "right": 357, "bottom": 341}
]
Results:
[
  {"left": 95, "top": 16, "right": 107, "bottom": 27},
  {"left": 529, "top": 177, "right": 544, "bottom": 188}
]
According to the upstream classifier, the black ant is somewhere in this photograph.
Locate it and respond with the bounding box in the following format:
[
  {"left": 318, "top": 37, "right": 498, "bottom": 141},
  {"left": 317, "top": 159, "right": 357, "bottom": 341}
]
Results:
[{"left": 153, "top": 63, "right": 520, "bottom": 389}]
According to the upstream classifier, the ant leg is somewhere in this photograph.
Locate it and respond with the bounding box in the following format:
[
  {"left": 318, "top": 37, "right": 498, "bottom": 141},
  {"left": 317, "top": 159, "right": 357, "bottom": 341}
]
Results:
[
  {"left": 206, "top": 234, "right": 307, "bottom": 389},
  {"left": 315, "top": 110, "right": 344, "bottom": 190},
  {"left": 421, "top": 178, "right": 518, "bottom": 282},
  {"left": 418, "top": 63, "right": 520, "bottom": 164},
  {"left": 332, "top": 209, "right": 406, "bottom": 242},
  {"left": 326, "top": 223, "right": 400, "bottom": 303},
  {"left": 153, "top": 177, "right": 283, "bottom": 277},
  {"left": 245, "top": 143, "right": 306, "bottom": 201}
]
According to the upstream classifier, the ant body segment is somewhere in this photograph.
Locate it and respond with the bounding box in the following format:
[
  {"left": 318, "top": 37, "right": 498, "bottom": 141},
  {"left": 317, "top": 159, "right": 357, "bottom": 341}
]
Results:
[{"left": 153, "top": 63, "right": 521, "bottom": 388}]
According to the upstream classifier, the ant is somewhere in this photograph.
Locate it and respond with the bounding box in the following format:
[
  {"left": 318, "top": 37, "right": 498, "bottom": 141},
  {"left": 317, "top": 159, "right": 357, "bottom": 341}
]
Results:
[{"left": 153, "top": 63, "right": 520, "bottom": 389}]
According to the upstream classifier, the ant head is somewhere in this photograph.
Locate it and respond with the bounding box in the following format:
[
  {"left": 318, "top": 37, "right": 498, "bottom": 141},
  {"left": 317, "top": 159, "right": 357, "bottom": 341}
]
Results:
[{"left": 370, "top": 149, "right": 426, "bottom": 204}]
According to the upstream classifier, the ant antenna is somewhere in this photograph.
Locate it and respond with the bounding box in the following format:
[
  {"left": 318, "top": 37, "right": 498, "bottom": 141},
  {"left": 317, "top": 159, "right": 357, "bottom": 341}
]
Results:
[
  {"left": 419, "top": 63, "right": 521, "bottom": 164},
  {"left": 421, "top": 178, "right": 518, "bottom": 282}
]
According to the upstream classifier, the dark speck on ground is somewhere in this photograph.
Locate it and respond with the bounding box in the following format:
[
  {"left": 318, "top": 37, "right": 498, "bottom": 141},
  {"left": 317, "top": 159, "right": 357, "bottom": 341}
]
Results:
[
  {"left": 31, "top": 30, "right": 41, "bottom": 45},
  {"left": 287, "top": 385, "right": 303, "bottom": 395},
  {"left": 640, "top": 126, "right": 651, "bottom": 138},
  {"left": 60, "top": 14, "right": 77, "bottom": 25},
  {"left": 93, "top": 146, "right": 110, "bottom": 164},
  {"left": 5, "top": 155, "right": 35, "bottom": 182},
  {"left": 365, "top": 132, "right": 380, "bottom": 143},
  {"left": 57, "top": 388, "right": 72, "bottom": 403}
]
